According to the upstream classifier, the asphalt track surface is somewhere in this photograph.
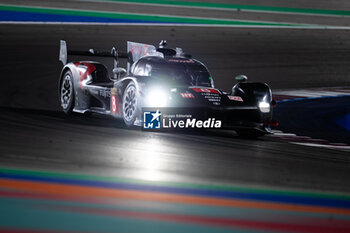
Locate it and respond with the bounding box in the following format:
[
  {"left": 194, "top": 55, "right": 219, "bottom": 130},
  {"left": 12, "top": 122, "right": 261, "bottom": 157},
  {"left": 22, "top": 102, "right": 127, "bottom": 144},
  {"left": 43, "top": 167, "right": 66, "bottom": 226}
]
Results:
[
  {"left": 1, "top": 1, "right": 350, "bottom": 232},
  {"left": 1, "top": 22, "right": 350, "bottom": 191},
  {"left": 1, "top": 103, "right": 350, "bottom": 189},
  {"left": 1, "top": 24, "right": 350, "bottom": 111}
]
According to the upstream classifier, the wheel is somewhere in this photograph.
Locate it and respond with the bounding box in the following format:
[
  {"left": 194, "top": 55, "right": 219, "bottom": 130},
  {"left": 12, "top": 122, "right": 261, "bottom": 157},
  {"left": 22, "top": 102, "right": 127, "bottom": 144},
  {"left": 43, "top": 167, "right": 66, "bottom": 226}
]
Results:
[
  {"left": 236, "top": 129, "right": 265, "bottom": 139},
  {"left": 60, "top": 70, "right": 74, "bottom": 114},
  {"left": 122, "top": 82, "right": 138, "bottom": 127}
]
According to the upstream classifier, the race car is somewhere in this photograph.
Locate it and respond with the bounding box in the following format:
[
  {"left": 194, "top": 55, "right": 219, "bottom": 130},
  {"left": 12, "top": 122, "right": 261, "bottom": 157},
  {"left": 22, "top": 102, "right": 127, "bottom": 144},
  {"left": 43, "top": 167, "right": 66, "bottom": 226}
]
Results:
[{"left": 58, "top": 40, "right": 275, "bottom": 138}]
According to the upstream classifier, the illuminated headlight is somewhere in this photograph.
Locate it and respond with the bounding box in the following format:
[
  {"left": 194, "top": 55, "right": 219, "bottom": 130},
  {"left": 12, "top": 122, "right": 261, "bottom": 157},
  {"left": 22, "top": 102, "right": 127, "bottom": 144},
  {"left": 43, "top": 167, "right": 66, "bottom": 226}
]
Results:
[
  {"left": 146, "top": 89, "right": 168, "bottom": 107},
  {"left": 258, "top": 102, "right": 270, "bottom": 113}
]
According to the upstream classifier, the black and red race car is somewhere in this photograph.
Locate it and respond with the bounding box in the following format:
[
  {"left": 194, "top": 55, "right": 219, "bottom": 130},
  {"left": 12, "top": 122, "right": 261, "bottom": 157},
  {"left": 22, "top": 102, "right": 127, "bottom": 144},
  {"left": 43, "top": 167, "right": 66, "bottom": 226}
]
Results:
[{"left": 58, "top": 40, "right": 275, "bottom": 138}]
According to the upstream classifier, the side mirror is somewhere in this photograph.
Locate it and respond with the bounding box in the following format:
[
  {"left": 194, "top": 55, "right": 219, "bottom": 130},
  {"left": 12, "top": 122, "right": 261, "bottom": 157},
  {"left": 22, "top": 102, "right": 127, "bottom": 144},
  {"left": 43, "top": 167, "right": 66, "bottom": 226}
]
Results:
[
  {"left": 271, "top": 99, "right": 277, "bottom": 107},
  {"left": 235, "top": 75, "right": 248, "bottom": 83},
  {"left": 112, "top": 67, "right": 126, "bottom": 80}
]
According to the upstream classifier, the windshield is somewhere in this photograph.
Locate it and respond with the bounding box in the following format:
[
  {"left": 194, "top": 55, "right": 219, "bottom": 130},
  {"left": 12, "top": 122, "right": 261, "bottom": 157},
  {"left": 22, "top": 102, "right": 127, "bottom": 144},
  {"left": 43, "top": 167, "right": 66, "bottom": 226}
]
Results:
[
  {"left": 150, "top": 68, "right": 193, "bottom": 86},
  {"left": 149, "top": 63, "right": 213, "bottom": 87}
]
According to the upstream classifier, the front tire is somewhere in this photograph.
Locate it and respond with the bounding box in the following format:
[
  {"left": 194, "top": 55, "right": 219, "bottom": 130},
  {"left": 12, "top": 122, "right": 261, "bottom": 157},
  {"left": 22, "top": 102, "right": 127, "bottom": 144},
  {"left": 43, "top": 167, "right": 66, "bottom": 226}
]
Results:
[
  {"left": 60, "top": 70, "right": 74, "bottom": 114},
  {"left": 122, "top": 82, "right": 138, "bottom": 127}
]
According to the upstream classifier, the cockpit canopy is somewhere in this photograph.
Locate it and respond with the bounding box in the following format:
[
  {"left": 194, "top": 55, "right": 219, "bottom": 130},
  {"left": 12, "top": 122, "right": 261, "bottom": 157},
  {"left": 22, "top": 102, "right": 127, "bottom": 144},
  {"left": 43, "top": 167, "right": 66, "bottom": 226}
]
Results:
[{"left": 131, "top": 57, "right": 214, "bottom": 87}]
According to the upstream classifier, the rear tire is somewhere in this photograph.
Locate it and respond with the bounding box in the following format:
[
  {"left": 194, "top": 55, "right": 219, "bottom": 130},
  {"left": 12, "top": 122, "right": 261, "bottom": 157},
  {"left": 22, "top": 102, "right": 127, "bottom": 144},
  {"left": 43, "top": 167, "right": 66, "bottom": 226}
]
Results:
[{"left": 60, "top": 70, "right": 74, "bottom": 115}]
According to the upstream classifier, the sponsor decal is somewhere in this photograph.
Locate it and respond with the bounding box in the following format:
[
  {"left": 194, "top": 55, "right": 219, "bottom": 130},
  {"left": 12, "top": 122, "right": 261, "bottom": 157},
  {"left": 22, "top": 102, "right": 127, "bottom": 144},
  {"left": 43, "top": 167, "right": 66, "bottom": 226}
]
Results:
[
  {"left": 228, "top": 95, "right": 243, "bottom": 102},
  {"left": 191, "top": 88, "right": 219, "bottom": 94},
  {"left": 203, "top": 93, "right": 221, "bottom": 102},
  {"left": 111, "top": 88, "right": 118, "bottom": 95},
  {"left": 128, "top": 43, "right": 150, "bottom": 57},
  {"left": 180, "top": 93, "right": 194, "bottom": 98},
  {"left": 74, "top": 62, "right": 96, "bottom": 89},
  {"left": 110, "top": 88, "right": 119, "bottom": 114},
  {"left": 168, "top": 59, "right": 195, "bottom": 63},
  {"left": 190, "top": 88, "right": 221, "bottom": 104},
  {"left": 111, "top": 96, "right": 117, "bottom": 113},
  {"left": 99, "top": 89, "right": 111, "bottom": 98},
  {"left": 143, "top": 110, "right": 162, "bottom": 129}
]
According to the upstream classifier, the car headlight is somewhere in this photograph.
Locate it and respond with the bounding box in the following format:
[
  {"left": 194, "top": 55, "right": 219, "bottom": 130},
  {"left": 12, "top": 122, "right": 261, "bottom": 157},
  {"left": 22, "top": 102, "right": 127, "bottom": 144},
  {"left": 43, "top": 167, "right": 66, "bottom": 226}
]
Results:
[
  {"left": 258, "top": 101, "right": 270, "bottom": 113},
  {"left": 146, "top": 89, "right": 168, "bottom": 107}
]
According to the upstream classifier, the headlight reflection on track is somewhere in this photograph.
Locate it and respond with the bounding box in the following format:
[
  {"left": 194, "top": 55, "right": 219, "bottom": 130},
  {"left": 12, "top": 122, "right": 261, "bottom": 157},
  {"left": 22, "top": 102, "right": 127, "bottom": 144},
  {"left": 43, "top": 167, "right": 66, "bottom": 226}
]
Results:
[{"left": 137, "top": 138, "right": 166, "bottom": 181}]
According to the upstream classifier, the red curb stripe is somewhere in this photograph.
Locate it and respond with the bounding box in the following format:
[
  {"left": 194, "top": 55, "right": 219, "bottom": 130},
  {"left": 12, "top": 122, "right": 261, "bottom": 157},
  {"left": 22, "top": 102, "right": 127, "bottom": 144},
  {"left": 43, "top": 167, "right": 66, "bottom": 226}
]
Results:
[
  {"left": 2, "top": 179, "right": 350, "bottom": 215},
  {"left": 55, "top": 205, "right": 350, "bottom": 233}
]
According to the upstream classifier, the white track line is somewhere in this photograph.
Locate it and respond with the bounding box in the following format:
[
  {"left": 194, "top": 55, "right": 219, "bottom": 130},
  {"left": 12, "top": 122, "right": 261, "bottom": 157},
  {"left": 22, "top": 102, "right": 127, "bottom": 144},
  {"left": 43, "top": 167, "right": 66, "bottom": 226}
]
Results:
[
  {"left": 77, "top": 0, "right": 350, "bottom": 18},
  {"left": 291, "top": 142, "right": 350, "bottom": 150},
  {"left": 1, "top": 21, "right": 350, "bottom": 30},
  {"left": 270, "top": 133, "right": 297, "bottom": 136},
  {"left": 268, "top": 132, "right": 350, "bottom": 151},
  {"left": 274, "top": 90, "right": 350, "bottom": 97}
]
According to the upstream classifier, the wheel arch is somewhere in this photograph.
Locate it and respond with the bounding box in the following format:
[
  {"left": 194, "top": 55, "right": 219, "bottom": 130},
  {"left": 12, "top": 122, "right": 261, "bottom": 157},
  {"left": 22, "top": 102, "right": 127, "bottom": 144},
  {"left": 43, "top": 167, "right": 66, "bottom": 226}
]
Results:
[
  {"left": 119, "top": 77, "right": 142, "bottom": 96},
  {"left": 232, "top": 82, "right": 272, "bottom": 103},
  {"left": 232, "top": 82, "right": 273, "bottom": 125}
]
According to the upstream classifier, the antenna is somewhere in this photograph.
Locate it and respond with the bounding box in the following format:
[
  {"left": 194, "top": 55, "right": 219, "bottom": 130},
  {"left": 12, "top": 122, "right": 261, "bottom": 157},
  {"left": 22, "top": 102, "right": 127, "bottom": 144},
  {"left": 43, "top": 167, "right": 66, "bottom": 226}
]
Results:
[
  {"left": 111, "top": 47, "right": 118, "bottom": 80},
  {"left": 159, "top": 40, "right": 167, "bottom": 48}
]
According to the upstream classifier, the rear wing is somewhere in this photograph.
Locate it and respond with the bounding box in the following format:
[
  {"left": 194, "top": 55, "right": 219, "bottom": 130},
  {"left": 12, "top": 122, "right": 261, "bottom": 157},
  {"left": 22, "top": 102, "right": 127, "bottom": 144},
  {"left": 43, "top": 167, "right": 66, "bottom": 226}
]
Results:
[
  {"left": 59, "top": 40, "right": 129, "bottom": 77},
  {"left": 59, "top": 40, "right": 180, "bottom": 74},
  {"left": 59, "top": 40, "right": 128, "bottom": 64}
]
